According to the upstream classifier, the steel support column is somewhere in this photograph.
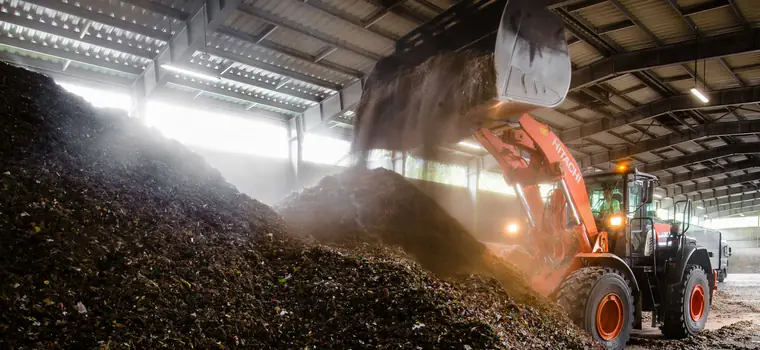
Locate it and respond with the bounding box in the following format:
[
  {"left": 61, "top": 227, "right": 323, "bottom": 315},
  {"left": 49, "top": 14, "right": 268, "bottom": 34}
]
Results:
[
  {"left": 289, "top": 114, "right": 304, "bottom": 191},
  {"left": 467, "top": 156, "right": 483, "bottom": 234},
  {"left": 301, "top": 80, "right": 363, "bottom": 135},
  {"left": 392, "top": 151, "right": 406, "bottom": 176}
]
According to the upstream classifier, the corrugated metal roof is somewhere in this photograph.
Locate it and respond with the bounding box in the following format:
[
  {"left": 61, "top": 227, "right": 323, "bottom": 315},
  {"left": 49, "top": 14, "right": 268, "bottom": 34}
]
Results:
[
  {"left": 321, "top": 0, "right": 418, "bottom": 38},
  {"left": 0, "top": 21, "right": 149, "bottom": 70},
  {"left": 199, "top": 51, "right": 330, "bottom": 101},
  {"left": 725, "top": 52, "right": 760, "bottom": 67},
  {"left": 576, "top": 1, "right": 627, "bottom": 28},
  {"left": 689, "top": 7, "right": 741, "bottom": 36},
  {"left": 739, "top": 69, "right": 760, "bottom": 86},
  {"left": 623, "top": 0, "right": 693, "bottom": 44},
  {"left": 736, "top": 0, "right": 760, "bottom": 23},
  {"left": 605, "top": 26, "right": 657, "bottom": 51},
  {"left": 568, "top": 41, "right": 603, "bottom": 66},
  {"left": 6, "top": 0, "right": 166, "bottom": 52},
  {"left": 403, "top": 1, "right": 437, "bottom": 20},
  {"left": 608, "top": 95, "right": 636, "bottom": 109},
  {"left": 321, "top": 49, "right": 375, "bottom": 74},
  {"left": 650, "top": 65, "right": 688, "bottom": 79},
  {"left": 225, "top": 10, "right": 269, "bottom": 35},
  {"left": 605, "top": 74, "right": 644, "bottom": 92},
  {"left": 626, "top": 86, "right": 661, "bottom": 104},
  {"left": 209, "top": 32, "right": 354, "bottom": 86},
  {"left": 248, "top": 0, "right": 393, "bottom": 56},
  {"left": 531, "top": 108, "right": 583, "bottom": 128},
  {"left": 571, "top": 108, "right": 605, "bottom": 121}
]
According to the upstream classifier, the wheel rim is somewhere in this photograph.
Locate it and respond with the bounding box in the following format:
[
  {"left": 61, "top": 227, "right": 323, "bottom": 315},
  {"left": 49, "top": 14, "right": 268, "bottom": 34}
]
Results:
[
  {"left": 690, "top": 285, "right": 705, "bottom": 322},
  {"left": 596, "top": 293, "right": 624, "bottom": 341}
]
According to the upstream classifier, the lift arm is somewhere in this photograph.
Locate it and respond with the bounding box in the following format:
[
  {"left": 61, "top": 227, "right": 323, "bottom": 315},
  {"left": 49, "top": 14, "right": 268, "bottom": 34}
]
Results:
[{"left": 474, "top": 114, "right": 602, "bottom": 260}]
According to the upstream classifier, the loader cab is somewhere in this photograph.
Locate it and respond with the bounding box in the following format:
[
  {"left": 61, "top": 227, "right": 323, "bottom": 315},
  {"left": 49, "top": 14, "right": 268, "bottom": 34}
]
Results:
[
  {"left": 584, "top": 170, "right": 657, "bottom": 231},
  {"left": 584, "top": 169, "right": 661, "bottom": 260}
]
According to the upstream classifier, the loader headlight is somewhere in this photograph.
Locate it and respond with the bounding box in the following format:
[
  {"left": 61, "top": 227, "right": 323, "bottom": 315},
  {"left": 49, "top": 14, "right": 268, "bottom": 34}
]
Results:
[
  {"left": 609, "top": 215, "right": 625, "bottom": 228},
  {"left": 504, "top": 223, "right": 520, "bottom": 238}
]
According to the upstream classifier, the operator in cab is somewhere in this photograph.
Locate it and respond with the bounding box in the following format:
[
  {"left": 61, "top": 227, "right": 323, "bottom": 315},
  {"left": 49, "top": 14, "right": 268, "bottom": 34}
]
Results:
[{"left": 598, "top": 184, "right": 621, "bottom": 219}]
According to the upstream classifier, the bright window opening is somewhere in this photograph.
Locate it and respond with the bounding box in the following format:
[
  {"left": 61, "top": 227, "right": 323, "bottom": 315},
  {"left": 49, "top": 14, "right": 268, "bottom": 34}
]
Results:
[
  {"left": 302, "top": 134, "right": 351, "bottom": 165},
  {"left": 479, "top": 171, "right": 515, "bottom": 195},
  {"left": 405, "top": 157, "right": 467, "bottom": 187},
  {"left": 57, "top": 82, "right": 133, "bottom": 113},
  {"left": 145, "top": 101, "right": 288, "bottom": 159},
  {"left": 706, "top": 216, "right": 759, "bottom": 229}
]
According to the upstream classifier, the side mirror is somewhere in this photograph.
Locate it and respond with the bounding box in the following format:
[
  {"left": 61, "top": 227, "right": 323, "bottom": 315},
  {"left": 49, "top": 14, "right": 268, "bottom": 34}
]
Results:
[
  {"left": 708, "top": 252, "right": 714, "bottom": 257},
  {"left": 645, "top": 182, "right": 655, "bottom": 204}
]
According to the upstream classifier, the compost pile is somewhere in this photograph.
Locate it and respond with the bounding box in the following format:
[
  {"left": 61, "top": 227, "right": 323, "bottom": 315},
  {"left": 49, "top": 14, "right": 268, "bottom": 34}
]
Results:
[
  {"left": 279, "top": 168, "right": 487, "bottom": 273},
  {"left": 0, "top": 63, "right": 595, "bottom": 349},
  {"left": 279, "top": 168, "right": 558, "bottom": 313}
]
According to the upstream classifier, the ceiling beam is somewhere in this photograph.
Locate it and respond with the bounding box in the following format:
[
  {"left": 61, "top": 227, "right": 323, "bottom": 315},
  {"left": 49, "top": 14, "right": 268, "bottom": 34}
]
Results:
[
  {"left": 207, "top": 47, "right": 342, "bottom": 91},
  {"left": 215, "top": 27, "right": 362, "bottom": 80},
  {"left": 705, "top": 196, "right": 760, "bottom": 216},
  {"left": 688, "top": 178, "right": 760, "bottom": 203},
  {"left": 0, "top": 51, "right": 135, "bottom": 87},
  {"left": 0, "top": 36, "right": 142, "bottom": 75},
  {"left": 237, "top": 4, "right": 383, "bottom": 61},
  {"left": 576, "top": 119, "right": 760, "bottom": 168},
  {"left": 597, "top": 20, "right": 635, "bottom": 35},
  {"left": 561, "top": 85, "right": 760, "bottom": 143},
  {"left": 659, "top": 159, "right": 760, "bottom": 186},
  {"left": 707, "top": 204, "right": 760, "bottom": 218},
  {"left": 546, "top": 0, "right": 606, "bottom": 11},
  {"left": 0, "top": 12, "right": 156, "bottom": 60},
  {"left": 570, "top": 27, "right": 760, "bottom": 90},
  {"left": 296, "top": 0, "right": 399, "bottom": 40},
  {"left": 134, "top": 0, "right": 242, "bottom": 110},
  {"left": 24, "top": 0, "right": 172, "bottom": 41},
  {"left": 668, "top": 172, "right": 760, "bottom": 198},
  {"left": 363, "top": 0, "right": 428, "bottom": 24},
  {"left": 701, "top": 190, "right": 760, "bottom": 209},
  {"left": 682, "top": 0, "right": 730, "bottom": 17},
  {"left": 119, "top": 0, "right": 190, "bottom": 21},
  {"left": 639, "top": 142, "right": 760, "bottom": 173},
  {"left": 166, "top": 76, "right": 304, "bottom": 114}
]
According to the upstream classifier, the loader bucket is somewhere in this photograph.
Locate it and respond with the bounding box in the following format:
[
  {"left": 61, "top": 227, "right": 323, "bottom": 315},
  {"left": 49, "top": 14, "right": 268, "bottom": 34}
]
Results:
[
  {"left": 352, "top": 0, "right": 571, "bottom": 155},
  {"left": 494, "top": 0, "right": 571, "bottom": 108}
]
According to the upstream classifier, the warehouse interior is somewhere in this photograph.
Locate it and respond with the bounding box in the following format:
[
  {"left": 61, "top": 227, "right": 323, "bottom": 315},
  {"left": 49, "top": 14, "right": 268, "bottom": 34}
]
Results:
[
  {"left": 4, "top": 0, "right": 759, "bottom": 244},
  {"left": 2, "top": 0, "right": 760, "bottom": 348}
]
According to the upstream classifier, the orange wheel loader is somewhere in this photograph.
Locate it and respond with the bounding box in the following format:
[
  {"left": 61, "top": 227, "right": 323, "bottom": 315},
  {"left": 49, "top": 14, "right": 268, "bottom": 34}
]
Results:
[{"left": 351, "top": 1, "right": 716, "bottom": 349}]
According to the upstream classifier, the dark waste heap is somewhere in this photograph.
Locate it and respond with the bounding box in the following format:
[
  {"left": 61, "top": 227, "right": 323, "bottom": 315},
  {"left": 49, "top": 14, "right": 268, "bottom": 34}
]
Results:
[{"left": 0, "top": 63, "right": 594, "bottom": 349}]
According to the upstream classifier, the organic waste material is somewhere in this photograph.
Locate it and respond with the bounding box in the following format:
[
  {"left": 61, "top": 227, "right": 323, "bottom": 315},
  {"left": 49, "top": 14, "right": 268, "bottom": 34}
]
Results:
[
  {"left": 279, "top": 167, "right": 558, "bottom": 312},
  {"left": 0, "top": 63, "right": 595, "bottom": 349}
]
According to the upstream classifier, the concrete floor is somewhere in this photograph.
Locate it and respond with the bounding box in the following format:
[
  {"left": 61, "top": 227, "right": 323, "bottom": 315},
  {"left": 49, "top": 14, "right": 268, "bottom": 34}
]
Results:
[{"left": 629, "top": 273, "right": 760, "bottom": 349}]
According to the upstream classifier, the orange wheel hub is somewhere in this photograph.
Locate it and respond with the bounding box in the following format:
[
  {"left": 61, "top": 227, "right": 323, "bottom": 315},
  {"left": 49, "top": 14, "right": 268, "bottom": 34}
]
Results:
[
  {"left": 596, "top": 293, "right": 624, "bottom": 341},
  {"left": 690, "top": 285, "right": 705, "bottom": 321}
]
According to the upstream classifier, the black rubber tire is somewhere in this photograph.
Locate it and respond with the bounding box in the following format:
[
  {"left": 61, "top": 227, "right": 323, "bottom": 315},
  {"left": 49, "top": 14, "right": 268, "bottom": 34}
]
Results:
[
  {"left": 718, "top": 269, "right": 726, "bottom": 283},
  {"left": 556, "top": 267, "right": 634, "bottom": 350},
  {"left": 661, "top": 265, "right": 710, "bottom": 338}
]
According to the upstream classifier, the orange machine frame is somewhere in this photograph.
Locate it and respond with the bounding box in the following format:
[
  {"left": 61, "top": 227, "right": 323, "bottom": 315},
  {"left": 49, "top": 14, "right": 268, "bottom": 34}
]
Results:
[{"left": 474, "top": 113, "right": 610, "bottom": 295}]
